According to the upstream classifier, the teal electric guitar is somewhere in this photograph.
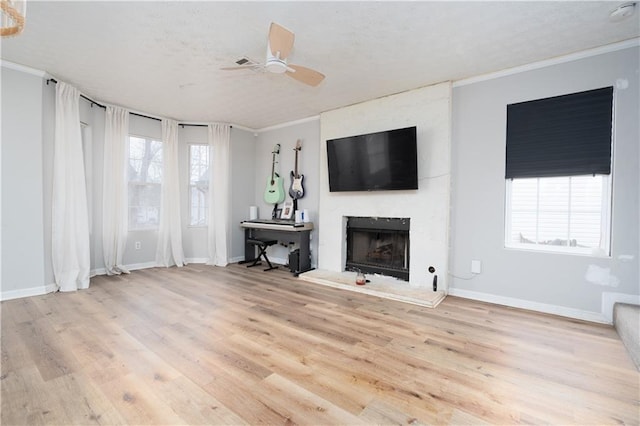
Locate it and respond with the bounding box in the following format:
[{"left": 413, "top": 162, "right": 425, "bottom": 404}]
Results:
[{"left": 264, "top": 144, "right": 286, "bottom": 204}]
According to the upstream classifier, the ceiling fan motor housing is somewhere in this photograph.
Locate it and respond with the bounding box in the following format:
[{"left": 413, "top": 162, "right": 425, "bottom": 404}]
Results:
[
  {"left": 265, "top": 57, "right": 288, "bottom": 73},
  {"left": 265, "top": 45, "right": 288, "bottom": 73}
]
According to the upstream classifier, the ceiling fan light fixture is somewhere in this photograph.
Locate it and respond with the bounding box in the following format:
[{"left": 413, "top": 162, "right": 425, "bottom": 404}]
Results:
[
  {"left": 609, "top": 2, "right": 636, "bottom": 22},
  {"left": 265, "top": 60, "right": 288, "bottom": 74}
]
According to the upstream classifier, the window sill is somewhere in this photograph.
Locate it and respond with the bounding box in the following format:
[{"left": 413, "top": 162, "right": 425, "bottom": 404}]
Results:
[{"left": 504, "top": 244, "right": 611, "bottom": 259}]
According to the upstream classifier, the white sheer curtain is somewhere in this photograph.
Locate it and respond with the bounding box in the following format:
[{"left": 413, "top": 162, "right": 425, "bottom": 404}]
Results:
[
  {"left": 156, "top": 119, "right": 185, "bottom": 267},
  {"left": 52, "top": 82, "right": 91, "bottom": 291},
  {"left": 207, "top": 124, "right": 230, "bottom": 266},
  {"left": 102, "top": 106, "right": 130, "bottom": 275}
]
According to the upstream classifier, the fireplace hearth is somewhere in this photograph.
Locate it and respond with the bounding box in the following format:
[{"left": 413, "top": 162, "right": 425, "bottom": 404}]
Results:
[{"left": 346, "top": 217, "right": 410, "bottom": 281}]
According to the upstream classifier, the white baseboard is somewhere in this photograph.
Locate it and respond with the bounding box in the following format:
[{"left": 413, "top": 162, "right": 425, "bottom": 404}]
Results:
[
  {"left": 602, "top": 292, "right": 640, "bottom": 324},
  {"left": 229, "top": 256, "right": 244, "bottom": 264},
  {"left": 130, "top": 261, "right": 160, "bottom": 271},
  {"left": 1, "top": 283, "right": 57, "bottom": 301},
  {"left": 91, "top": 267, "right": 106, "bottom": 277},
  {"left": 185, "top": 257, "right": 208, "bottom": 264},
  {"left": 448, "top": 288, "right": 607, "bottom": 324},
  {"left": 91, "top": 261, "right": 158, "bottom": 277}
]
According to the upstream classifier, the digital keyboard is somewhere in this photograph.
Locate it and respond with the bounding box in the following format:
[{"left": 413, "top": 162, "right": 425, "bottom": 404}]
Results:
[
  {"left": 240, "top": 220, "right": 313, "bottom": 231},
  {"left": 250, "top": 219, "right": 299, "bottom": 225}
]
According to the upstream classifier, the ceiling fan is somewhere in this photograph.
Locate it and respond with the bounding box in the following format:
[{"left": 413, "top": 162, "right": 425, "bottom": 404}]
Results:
[{"left": 221, "top": 22, "right": 325, "bottom": 87}]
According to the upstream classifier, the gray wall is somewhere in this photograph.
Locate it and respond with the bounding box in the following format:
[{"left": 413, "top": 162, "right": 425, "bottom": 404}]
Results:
[
  {"left": 229, "top": 127, "right": 256, "bottom": 261},
  {"left": 86, "top": 103, "right": 107, "bottom": 273},
  {"left": 449, "top": 46, "right": 639, "bottom": 320},
  {"left": 254, "top": 120, "right": 321, "bottom": 267},
  {"left": 42, "top": 77, "right": 55, "bottom": 287},
  {"left": 1, "top": 67, "right": 46, "bottom": 296}
]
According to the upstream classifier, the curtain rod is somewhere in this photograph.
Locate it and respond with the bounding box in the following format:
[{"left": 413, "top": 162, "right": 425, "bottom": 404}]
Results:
[{"left": 45, "top": 78, "right": 227, "bottom": 128}]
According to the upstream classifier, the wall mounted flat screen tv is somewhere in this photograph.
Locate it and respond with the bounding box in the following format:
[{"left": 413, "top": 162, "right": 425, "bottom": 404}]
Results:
[{"left": 326, "top": 126, "right": 418, "bottom": 192}]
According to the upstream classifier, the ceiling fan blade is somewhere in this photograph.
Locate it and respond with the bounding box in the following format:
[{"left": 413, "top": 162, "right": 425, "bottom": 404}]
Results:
[
  {"left": 269, "top": 22, "right": 294, "bottom": 60},
  {"left": 286, "top": 64, "right": 325, "bottom": 87}
]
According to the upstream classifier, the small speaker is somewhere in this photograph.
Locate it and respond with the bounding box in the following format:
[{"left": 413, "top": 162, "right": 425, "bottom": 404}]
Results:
[{"left": 288, "top": 249, "right": 300, "bottom": 273}]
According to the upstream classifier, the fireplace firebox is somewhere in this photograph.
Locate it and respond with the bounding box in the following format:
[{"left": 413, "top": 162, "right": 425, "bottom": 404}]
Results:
[{"left": 346, "top": 217, "right": 410, "bottom": 281}]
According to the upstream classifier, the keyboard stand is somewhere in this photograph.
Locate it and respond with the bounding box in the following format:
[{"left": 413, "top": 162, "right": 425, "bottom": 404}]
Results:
[{"left": 240, "top": 221, "right": 314, "bottom": 276}]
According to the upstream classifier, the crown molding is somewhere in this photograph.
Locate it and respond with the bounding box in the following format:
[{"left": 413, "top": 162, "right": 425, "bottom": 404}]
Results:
[
  {"left": 0, "top": 60, "right": 46, "bottom": 77},
  {"left": 453, "top": 38, "right": 640, "bottom": 88},
  {"left": 256, "top": 115, "right": 320, "bottom": 133}
]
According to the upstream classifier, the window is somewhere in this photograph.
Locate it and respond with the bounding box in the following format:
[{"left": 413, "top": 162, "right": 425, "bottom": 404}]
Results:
[
  {"left": 189, "top": 144, "right": 210, "bottom": 226},
  {"left": 504, "top": 87, "right": 614, "bottom": 256},
  {"left": 505, "top": 175, "right": 611, "bottom": 255},
  {"left": 128, "top": 136, "right": 162, "bottom": 230}
]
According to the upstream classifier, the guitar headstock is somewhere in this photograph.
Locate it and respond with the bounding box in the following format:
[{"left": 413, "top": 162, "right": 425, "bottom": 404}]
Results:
[
  {"left": 272, "top": 144, "right": 280, "bottom": 154},
  {"left": 294, "top": 139, "right": 302, "bottom": 151}
]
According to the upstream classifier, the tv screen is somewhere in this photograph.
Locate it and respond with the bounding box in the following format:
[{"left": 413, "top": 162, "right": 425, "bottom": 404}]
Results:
[{"left": 326, "top": 126, "right": 418, "bottom": 192}]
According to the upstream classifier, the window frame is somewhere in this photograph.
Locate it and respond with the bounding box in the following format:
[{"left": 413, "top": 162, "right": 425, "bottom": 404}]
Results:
[
  {"left": 504, "top": 174, "right": 612, "bottom": 257},
  {"left": 188, "top": 143, "right": 210, "bottom": 228},
  {"left": 128, "top": 134, "right": 163, "bottom": 231}
]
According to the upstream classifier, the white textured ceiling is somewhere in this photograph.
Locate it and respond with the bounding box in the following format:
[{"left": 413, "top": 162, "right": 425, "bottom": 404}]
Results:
[{"left": 1, "top": 1, "right": 639, "bottom": 129}]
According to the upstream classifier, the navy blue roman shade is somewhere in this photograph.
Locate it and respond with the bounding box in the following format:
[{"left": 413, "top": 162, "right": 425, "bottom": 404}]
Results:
[{"left": 505, "top": 87, "right": 613, "bottom": 179}]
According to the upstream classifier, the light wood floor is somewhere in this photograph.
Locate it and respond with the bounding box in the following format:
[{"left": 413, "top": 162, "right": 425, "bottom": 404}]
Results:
[{"left": 2, "top": 264, "right": 638, "bottom": 425}]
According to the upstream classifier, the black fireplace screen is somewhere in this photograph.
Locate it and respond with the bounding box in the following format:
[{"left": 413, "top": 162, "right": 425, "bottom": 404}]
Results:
[{"left": 346, "top": 217, "right": 409, "bottom": 281}]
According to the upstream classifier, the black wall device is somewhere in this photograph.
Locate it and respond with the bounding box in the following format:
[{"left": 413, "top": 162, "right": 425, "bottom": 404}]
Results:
[{"left": 428, "top": 266, "right": 437, "bottom": 291}]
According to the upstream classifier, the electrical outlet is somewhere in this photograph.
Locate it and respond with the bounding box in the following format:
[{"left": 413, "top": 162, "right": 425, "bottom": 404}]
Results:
[
  {"left": 135, "top": 241, "right": 141, "bottom": 250},
  {"left": 471, "top": 260, "right": 482, "bottom": 274}
]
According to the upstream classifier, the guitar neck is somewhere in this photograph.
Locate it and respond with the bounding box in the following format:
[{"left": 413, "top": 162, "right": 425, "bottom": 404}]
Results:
[
  {"left": 293, "top": 141, "right": 301, "bottom": 178},
  {"left": 271, "top": 153, "right": 276, "bottom": 183}
]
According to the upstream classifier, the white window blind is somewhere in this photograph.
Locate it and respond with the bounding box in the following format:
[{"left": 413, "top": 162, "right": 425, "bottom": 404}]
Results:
[
  {"left": 128, "top": 136, "right": 162, "bottom": 230},
  {"left": 505, "top": 175, "right": 611, "bottom": 255},
  {"left": 189, "top": 144, "right": 210, "bottom": 226}
]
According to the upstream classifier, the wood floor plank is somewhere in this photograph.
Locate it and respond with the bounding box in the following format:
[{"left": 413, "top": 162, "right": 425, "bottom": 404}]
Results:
[
  {"left": 96, "top": 373, "right": 185, "bottom": 424},
  {"left": 122, "top": 322, "right": 219, "bottom": 388},
  {"left": 257, "top": 373, "right": 367, "bottom": 424},
  {"left": 16, "top": 317, "right": 80, "bottom": 382},
  {"left": 226, "top": 332, "right": 374, "bottom": 416},
  {"left": 138, "top": 374, "right": 246, "bottom": 425},
  {"left": 46, "top": 372, "right": 126, "bottom": 425},
  {"left": 0, "top": 366, "right": 70, "bottom": 425},
  {"left": 2, "top": 263, "right": 638, "bottom": 425},
  {"left": 1, "top": 322, "right": 33, "bottom": 375},
  {"left": 202, "top": 369, "right": 293, "bottom": 425}
]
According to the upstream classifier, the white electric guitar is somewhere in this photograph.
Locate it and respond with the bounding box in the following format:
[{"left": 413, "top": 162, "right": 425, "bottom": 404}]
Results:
[{"left": 288, "top": 140, "right": 304, "bottom": 200}]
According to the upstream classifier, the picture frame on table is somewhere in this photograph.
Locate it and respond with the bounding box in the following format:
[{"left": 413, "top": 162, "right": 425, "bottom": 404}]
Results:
[{"left": 280, "top": 201, "right": 294, "bottom": 219}]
